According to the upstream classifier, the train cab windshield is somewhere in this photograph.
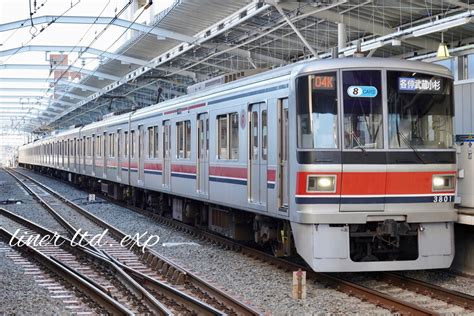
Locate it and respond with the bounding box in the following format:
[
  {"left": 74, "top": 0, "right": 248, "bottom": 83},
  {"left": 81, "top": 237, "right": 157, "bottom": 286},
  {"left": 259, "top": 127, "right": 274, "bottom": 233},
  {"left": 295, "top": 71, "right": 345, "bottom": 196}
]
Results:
[
  {"left": 296, "top": 72, "right": 338, "bottom": 149},
  {"left": 296, "top": 69, "right": 454, "bottom": 152},
  {"left": 387, "top": 71, "right": 454, "bottom": 149}
]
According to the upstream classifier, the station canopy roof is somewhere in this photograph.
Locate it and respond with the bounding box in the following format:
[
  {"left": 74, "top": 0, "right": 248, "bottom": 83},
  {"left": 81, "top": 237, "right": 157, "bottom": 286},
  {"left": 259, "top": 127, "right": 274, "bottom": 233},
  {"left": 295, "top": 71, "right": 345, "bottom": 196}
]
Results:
[{"left": 0, "top": 0, "right": 472, "bottom": 135}]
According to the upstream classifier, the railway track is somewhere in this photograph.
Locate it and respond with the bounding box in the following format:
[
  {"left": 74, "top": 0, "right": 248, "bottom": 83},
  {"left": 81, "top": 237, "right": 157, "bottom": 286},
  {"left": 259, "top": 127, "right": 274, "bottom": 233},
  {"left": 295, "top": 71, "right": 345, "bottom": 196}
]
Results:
[
  {"left": 0, "top": 220, "right": 134, "bottom": 315},
  {"left": 13, "top": 167, "right": 474, "bottom": 315},
  {"left": 152, "top": 215, "right": 474, "bottom": 315},
  {"left": 4, "top": 167, "right": 261, "bottom": 315}
]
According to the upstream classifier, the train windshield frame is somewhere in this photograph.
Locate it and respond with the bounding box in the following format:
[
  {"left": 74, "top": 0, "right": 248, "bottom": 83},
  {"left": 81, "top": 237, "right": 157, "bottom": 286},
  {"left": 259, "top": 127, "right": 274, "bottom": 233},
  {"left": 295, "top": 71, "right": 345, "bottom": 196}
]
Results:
[
  {"left": 342, "top": 70, "right": 384, "bottom": 150},
  {"left": 387, "top": 71, "right": 454, "bottom": 150},
  {"left": 296, "top": 68, "right": 454, "bottom": 151}
]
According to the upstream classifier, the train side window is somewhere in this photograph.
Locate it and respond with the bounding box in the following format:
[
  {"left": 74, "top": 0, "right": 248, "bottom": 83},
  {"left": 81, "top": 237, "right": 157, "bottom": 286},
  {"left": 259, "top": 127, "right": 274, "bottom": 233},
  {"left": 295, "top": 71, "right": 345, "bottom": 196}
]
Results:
[
  {"left": 148, "top": 126, "right": 154, "bottom": 158},
  {"left": 217, "top": 112, "right": 239, "bottom": 160}
]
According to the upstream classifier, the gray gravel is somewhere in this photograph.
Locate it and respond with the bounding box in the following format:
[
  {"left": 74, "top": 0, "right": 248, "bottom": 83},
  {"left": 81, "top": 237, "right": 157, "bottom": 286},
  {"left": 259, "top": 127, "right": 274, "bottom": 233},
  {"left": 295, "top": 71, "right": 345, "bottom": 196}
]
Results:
[
  {"left": 17, "top": 168, "right": 392, "bottom": 315},
  {"left": 0, "top": 169, "right": 66, "bottom": 234},
  {"left": 400, "top": 270, "right": 474, "bottom": 296},
  {"left": 0, "top": 241, "right": 71, "bottom": 315}
]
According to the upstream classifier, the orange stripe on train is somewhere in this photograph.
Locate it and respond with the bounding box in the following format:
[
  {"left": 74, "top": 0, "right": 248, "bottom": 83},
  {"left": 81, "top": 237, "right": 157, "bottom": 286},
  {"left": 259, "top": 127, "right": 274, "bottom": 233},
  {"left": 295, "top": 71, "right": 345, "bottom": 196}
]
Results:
[{"left": 296, "top": 171, "right": 456, "bottom": 196}]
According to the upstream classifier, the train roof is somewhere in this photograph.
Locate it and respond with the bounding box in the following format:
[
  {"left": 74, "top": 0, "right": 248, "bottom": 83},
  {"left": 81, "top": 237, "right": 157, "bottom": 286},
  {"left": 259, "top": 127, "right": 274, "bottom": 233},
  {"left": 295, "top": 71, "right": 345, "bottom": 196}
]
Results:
[{"left": 23, "top": 57, "right": 452, "bottom": 146}]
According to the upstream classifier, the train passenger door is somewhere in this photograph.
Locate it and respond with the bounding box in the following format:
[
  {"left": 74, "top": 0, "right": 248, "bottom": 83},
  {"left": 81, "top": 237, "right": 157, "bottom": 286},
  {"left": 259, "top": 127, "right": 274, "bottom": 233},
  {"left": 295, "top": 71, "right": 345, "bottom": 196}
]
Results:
[
  {"left": 138, "top": 125, "right": 144, "bottom": 185},
  {"left": 162, "top": 120, "right": 171, "bottom": 189},
  {"left": 278, "top": 98, "right": 289, "bottom": 212},
  {"left": 197, "top": 113, "right": 209, "bottom": 197},
  {"left": 248, "top": 102, "right": 268, "bottom": 208}
]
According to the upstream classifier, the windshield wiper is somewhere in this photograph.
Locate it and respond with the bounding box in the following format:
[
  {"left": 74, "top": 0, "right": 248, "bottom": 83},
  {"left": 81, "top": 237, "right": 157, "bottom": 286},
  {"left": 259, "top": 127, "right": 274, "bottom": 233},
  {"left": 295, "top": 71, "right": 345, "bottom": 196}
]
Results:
[
  {"left": 397, "top": 130, "right": 427, "bottom": 164},
  {"left": 350, "top": 131, "right": 366, "bottom": 153}
]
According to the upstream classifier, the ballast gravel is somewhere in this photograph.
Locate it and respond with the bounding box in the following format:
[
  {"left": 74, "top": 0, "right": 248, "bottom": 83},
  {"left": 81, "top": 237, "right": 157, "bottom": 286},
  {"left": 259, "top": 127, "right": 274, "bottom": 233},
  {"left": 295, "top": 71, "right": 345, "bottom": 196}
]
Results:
[
  {"left": 400, "top": 270, "right": 474, "bottom": 296},
  {"left": 17, "top": 168, "right": 392, "bottom": 315},
  {"left": 0, "top": 241, "right": 70, "bottom": 315},
  {"left": 0, "top": 170, "right": 65, "bottom": 234}
]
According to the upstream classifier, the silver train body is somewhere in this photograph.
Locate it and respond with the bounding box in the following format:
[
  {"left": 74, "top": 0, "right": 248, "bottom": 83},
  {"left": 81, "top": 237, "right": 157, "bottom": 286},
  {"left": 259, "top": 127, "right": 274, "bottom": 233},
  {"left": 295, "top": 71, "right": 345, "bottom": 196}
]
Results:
[{"left": 19, "top": 58, "right": 457, "bottom": 272}]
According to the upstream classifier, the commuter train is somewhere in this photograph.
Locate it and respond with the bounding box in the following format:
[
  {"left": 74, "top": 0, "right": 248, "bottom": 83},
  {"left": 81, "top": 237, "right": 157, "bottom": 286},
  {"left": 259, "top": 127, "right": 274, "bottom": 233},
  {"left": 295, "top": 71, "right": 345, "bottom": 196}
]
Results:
[{"left": 19, "top": 58, "right": 457, "bottom": 272}]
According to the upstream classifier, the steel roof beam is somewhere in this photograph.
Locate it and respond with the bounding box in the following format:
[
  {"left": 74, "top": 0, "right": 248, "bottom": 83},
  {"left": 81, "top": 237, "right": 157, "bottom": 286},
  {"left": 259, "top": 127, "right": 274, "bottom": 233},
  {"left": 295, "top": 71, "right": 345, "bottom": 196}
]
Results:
[
  {"left": 56, "top": 80, "right": 103, "bottom": 92},
  {"left": 278, "top": 2, "right": 439, "bottom": 51},
  {"left": 0, "top": 64, "right": 121, "bottom": 81},
  {"left": 0, "top": 15, "right": 197, "bottom": 43},
  {"left": 53, "top": 91, "right": 86, "bottom": 100},
  {"left": 40, "top": 1, "right": 271, "bottom": 130},
  {"left": 0, "top": 45, "right": 149, "bottom": 66},
  {"left": 202, "top": 44, "right": 287, "bottom": 66},
  {"left": 49, "top": 99, "right": 77, "bottom": 107}
]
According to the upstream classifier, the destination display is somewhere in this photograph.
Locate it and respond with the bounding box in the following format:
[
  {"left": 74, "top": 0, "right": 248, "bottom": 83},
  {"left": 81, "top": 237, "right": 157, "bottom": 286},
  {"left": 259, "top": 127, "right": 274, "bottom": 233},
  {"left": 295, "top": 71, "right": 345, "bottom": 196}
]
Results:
[
  {"left": 312, "top": 75, "right": 335, "bottom": 90},
  {"left": 399, "top": 77, "right": 442, "bottom": 93}
]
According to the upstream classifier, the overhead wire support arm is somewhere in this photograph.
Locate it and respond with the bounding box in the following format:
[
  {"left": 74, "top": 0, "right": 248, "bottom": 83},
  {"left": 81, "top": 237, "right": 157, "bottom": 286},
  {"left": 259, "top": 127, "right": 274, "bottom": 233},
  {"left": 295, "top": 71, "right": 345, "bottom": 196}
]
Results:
[{"left": 269, "top": 0, "right": 319, "bottom": 59}]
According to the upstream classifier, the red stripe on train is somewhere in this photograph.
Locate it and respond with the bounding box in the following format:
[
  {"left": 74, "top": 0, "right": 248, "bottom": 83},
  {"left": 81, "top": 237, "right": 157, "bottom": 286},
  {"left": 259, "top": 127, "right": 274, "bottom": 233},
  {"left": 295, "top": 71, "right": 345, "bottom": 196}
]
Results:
[
  {"left": 296, "top": 171, "right": 456, "bottom": 195},
  {"left": 209, "top": 166, "right": 247, "bottom": 179},
  {"left": 144, "top": 163, "right": 162, "bottom": 170},
  {"left": 171, "top": 164, "right": 196, "bottom": 174}
]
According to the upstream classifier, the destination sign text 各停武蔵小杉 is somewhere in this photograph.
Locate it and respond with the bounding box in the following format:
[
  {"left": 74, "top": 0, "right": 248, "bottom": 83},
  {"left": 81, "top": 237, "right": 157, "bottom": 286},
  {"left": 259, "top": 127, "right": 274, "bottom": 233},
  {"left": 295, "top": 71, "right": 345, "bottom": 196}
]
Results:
[{"left": 399, "top": 77, "right": 442, "bottom": 93}]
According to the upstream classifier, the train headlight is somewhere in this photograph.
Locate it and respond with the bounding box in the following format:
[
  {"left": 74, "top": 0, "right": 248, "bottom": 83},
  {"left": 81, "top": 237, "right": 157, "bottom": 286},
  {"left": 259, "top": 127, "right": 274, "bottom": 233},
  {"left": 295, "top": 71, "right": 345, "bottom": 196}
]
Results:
[
  {"left": 432, "top": 175, "right": 455, "bottom": 191},
  {"left": 307, "top": 175, "right": 336, "bottom": 193}
]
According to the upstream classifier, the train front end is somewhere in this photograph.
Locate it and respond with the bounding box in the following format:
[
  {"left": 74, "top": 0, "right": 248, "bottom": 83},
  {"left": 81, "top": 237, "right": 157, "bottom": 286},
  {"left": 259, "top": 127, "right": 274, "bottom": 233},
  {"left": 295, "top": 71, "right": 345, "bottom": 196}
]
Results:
[{"left": 289, "top": 59, "right": 457, "bottom": 272}]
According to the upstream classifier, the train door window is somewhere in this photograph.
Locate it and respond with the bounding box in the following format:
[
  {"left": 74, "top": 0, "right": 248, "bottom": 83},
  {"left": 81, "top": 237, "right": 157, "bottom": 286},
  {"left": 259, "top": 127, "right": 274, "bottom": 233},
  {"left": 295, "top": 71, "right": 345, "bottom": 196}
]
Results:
[
  {"left": 148, "top": 126, "right": 154, "bottom": 158},
  {"left": 163, "top": 121, "right": 170, "bottom": 159},
  {"left": 103, "top": 133, "right": 107, "bottom": 158},
  {"left": 95, "top": 135, "right": 100, "bottom": 157},
  {"left": 110, "top": 133, "right": 115, "bottom": 158},
  {"left": 278, "top": 98, "right": 289, "bottom": 210},
  {"left": 138, "top": 126, "right": 143, "bottom": 159},
  {"left": 117, "top": 130, "right": 121, "bottom": 157},
  {"left": 131, "top": 130, "right": 135, "bottom": 158},
  {"left": 92, "top": 135, "right": 96, "bottom": 157},
  {"left": 217, "top": 115, "right": 228, "bottom": 159},
  {"left": 251, "top": 111, "right": 258, "bottom": 160},
  {"left": 154, "top": 126, "right": 159, "bottom": 158},
  {"left": 229, "top": 113, "right": 239, "bottom": 160},
  {"left": 177, "top": 120, "right": 191, "bottom": 159},
  {"left": 217, "top": 113, "right": 239, "bottom": 160},
  {"left": 262, "top": 110, "right": 268, "bottom": 160},
  {"left": 185, "top": 121, "right": 191, "bottom": 158},
  {"left": 177, "top": 121, "right": 184, "bottom": 158},
  {"left": 124, "top": 131, "right": 128, "bottom": 157}
]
